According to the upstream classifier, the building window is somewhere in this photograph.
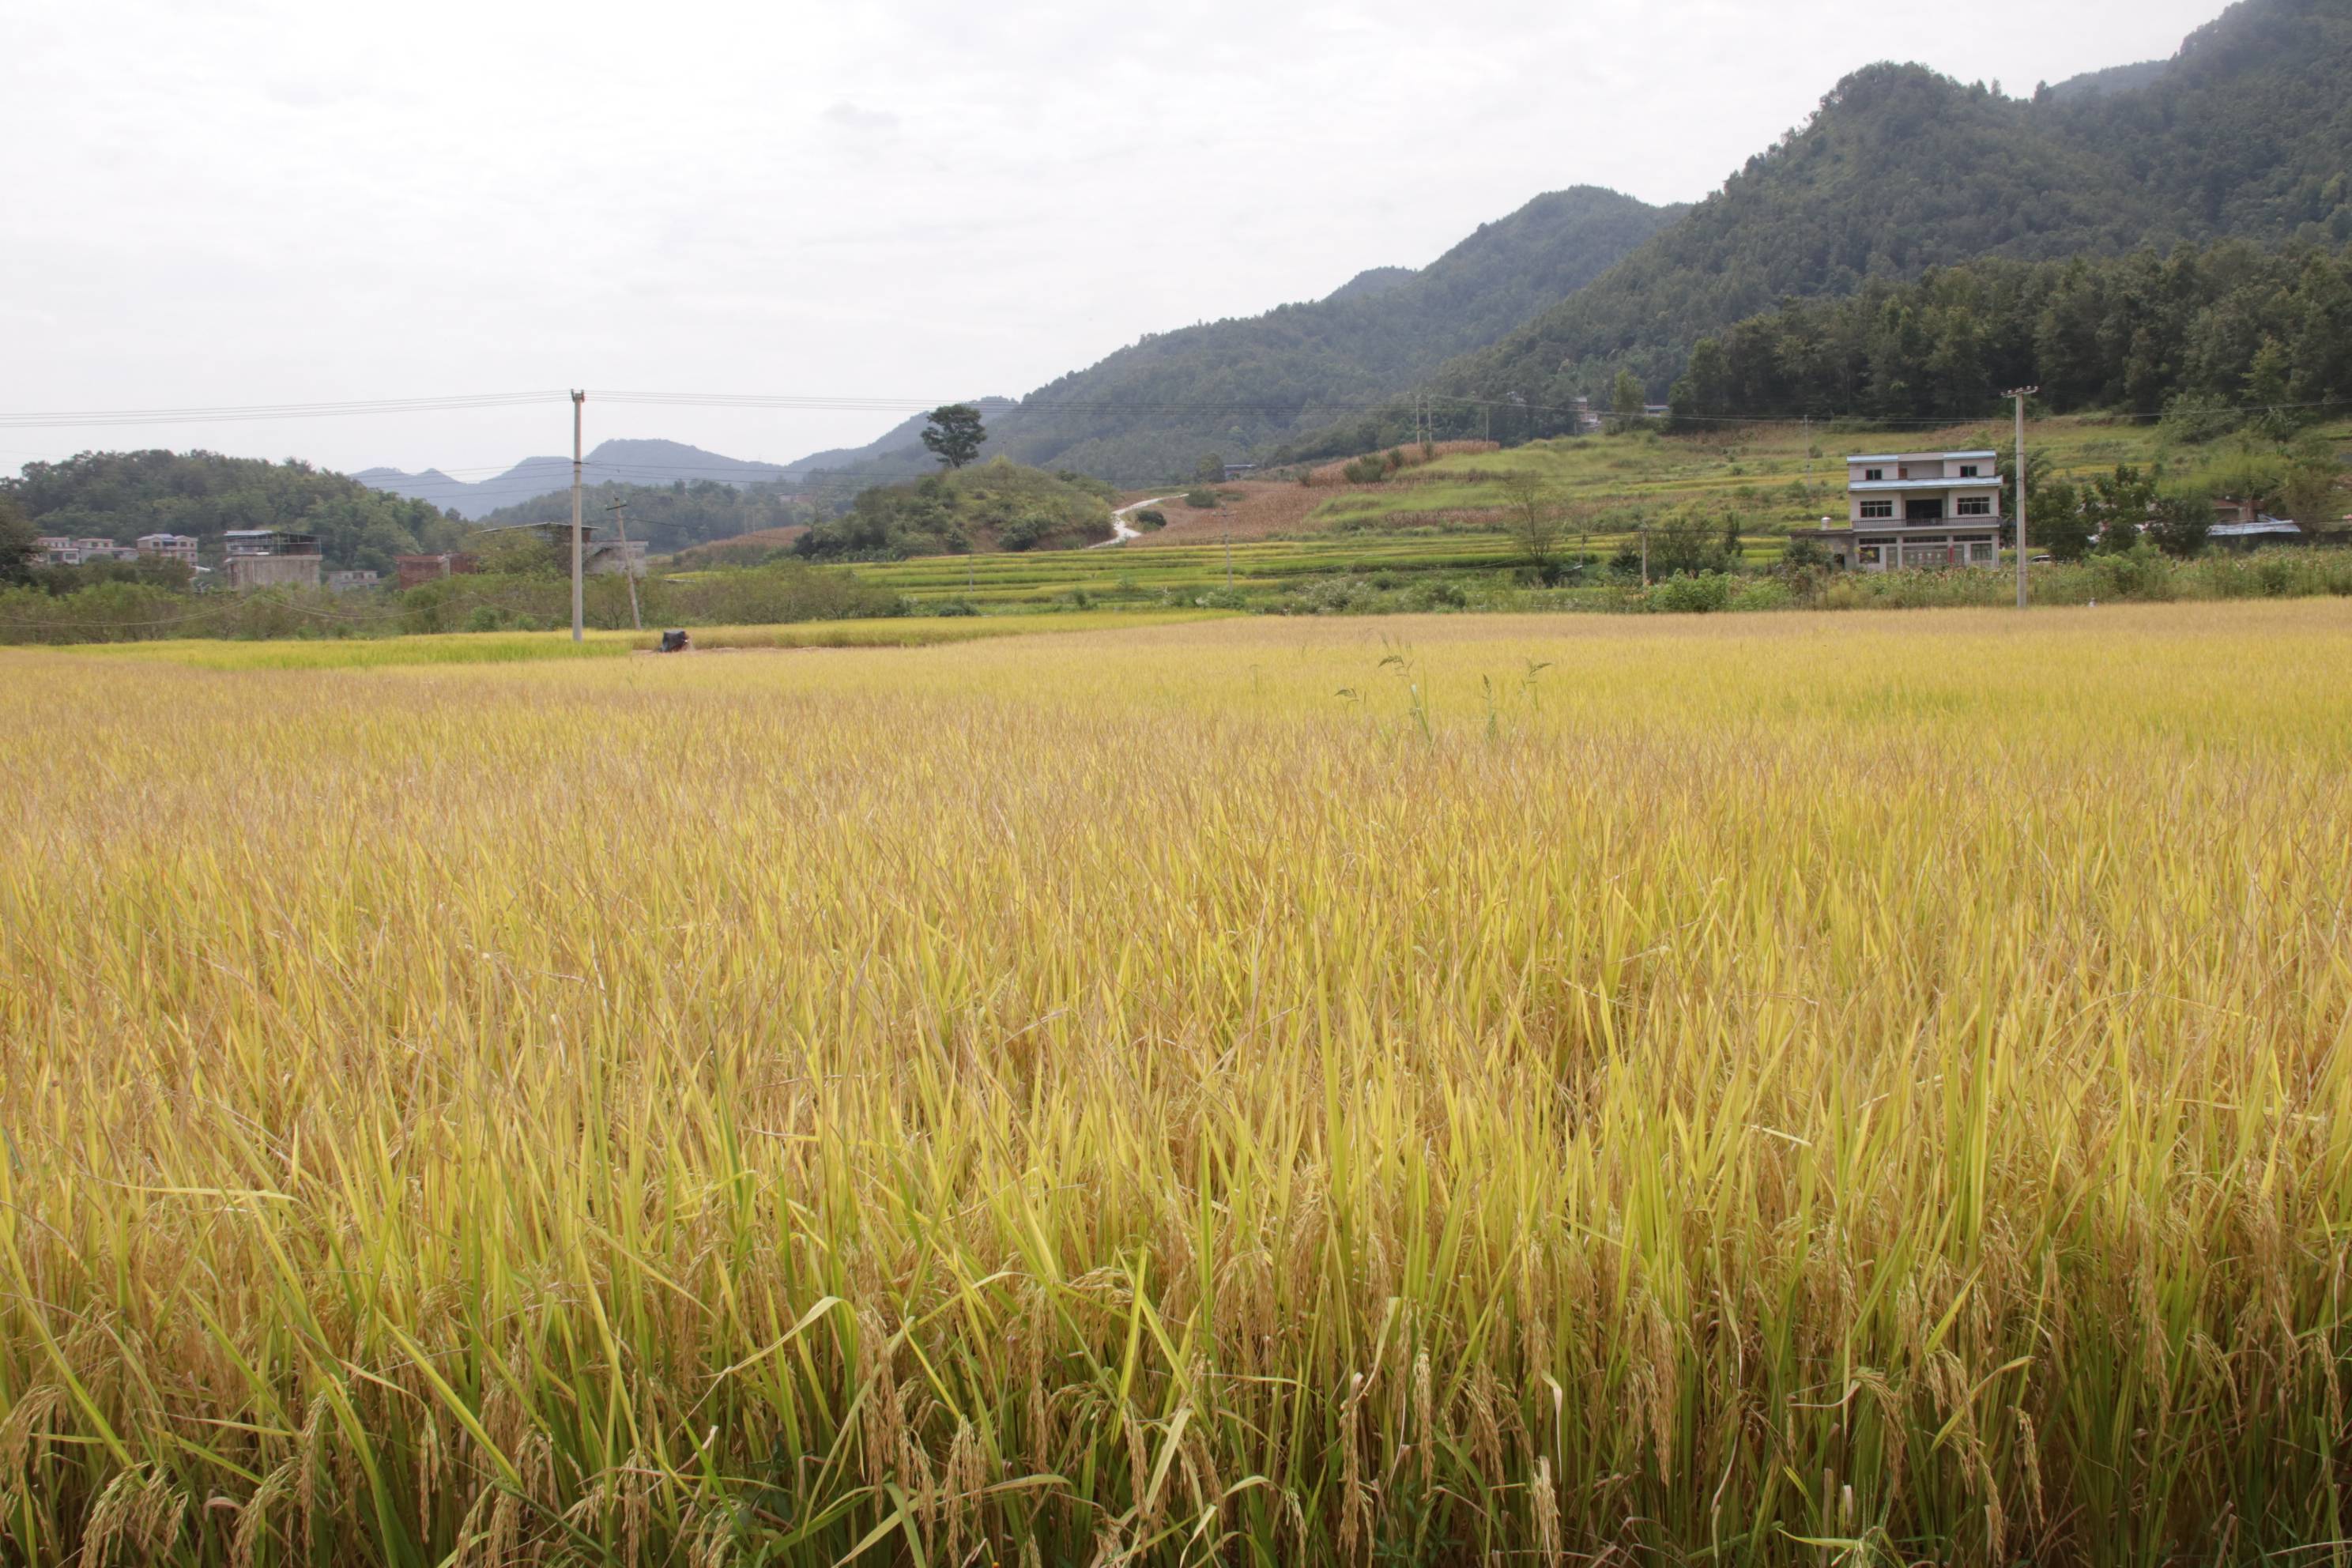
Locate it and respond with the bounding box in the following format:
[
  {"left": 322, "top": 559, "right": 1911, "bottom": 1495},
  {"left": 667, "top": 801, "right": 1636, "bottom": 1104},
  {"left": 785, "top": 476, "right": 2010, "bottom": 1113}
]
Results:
[
  {"left": 1858, "top": 546, "right": 1882, "bottom": 564},
  {"left": 1864, "top": 469, "right": 1883, "bottom": 482},
  {"left": 1956, "top": 497, "right": 1992, "bottom": 516},
  {"left": 1860, "top": 500, "right": 1894, "bottom": 519},
  {"left": 1960, "top": 465, "right": 1981, "bottom": 478}
]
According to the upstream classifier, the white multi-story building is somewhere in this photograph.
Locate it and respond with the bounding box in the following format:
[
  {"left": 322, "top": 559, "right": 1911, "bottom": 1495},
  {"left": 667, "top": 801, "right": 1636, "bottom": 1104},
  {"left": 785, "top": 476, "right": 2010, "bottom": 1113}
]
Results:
[{"left": 1804, "top": 450, "right": 2006, "bottom": 571}]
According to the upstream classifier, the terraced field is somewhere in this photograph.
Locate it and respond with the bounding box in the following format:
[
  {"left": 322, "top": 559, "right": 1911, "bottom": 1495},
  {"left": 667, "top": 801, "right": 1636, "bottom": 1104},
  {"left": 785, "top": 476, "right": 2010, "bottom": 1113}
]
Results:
[
  {"left": 821, "top": 415, "right": 2347, "bottom": 608},
  {"left": 839, "top": 533, "right": 1540, "bottom": 607}
]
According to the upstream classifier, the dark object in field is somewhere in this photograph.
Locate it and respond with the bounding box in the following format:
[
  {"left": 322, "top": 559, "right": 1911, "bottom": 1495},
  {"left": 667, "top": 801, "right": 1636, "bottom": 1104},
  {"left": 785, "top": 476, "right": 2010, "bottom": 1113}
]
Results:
[{"left": 658, "top": 629, "right": 692, "bottom": 654}]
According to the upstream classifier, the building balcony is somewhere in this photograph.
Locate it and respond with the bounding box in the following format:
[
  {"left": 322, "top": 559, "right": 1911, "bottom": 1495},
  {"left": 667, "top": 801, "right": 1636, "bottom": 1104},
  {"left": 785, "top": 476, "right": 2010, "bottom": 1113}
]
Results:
[{"left": 1853, "top": 522, "right": 2003, "bottom": 541}]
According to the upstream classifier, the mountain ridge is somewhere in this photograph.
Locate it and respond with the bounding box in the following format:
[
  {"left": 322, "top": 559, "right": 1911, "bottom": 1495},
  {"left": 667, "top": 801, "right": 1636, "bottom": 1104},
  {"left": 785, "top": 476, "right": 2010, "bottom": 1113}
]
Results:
[
  {"left": 358, "top": 439, "right": 795, "bottom": 519},
  {"left": 1274, "top": 0, "right": 2352, "bottom": 456},
  {"left": 776, "top": 186, "right": 1679, "bottom": 486}
]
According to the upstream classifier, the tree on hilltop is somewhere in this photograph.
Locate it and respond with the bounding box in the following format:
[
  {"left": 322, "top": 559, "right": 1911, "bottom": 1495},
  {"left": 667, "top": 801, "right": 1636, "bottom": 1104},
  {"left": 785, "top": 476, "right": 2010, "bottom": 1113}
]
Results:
[{"left": 922, "top": 405, "right": 987, "bottom": 469}]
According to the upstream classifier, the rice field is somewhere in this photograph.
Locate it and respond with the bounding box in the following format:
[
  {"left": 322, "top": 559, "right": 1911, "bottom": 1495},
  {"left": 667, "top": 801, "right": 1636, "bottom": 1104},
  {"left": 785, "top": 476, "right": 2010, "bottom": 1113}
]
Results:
[
  {"left": 37, "top": 612, "right": 1229, "bottom": 670},
  {"left": 4, "top": 600, "right": 2351, "bottom": 1566}
]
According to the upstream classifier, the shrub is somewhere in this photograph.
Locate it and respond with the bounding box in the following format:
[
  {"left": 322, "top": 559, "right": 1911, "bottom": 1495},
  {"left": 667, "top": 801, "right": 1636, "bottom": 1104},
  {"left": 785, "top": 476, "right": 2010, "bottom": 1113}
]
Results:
[
  {"left": 1643, "top": 572, "right": 1734, "bottom": 614},
  {"left": 1728, "top": 578, "right": 1793, "bottom": 613},
  {"left": 2160, "top": 394, "right": 2244, "bottom": 446},
  {"left": 1403, "top": 579, "right": 1470, "bottom": 612},
  {"left": 1184, "top": 490, "right": 1219, "bottom": 509},
  {"left": 998, "top": 514, "right": 1054, "bottom": 552}
]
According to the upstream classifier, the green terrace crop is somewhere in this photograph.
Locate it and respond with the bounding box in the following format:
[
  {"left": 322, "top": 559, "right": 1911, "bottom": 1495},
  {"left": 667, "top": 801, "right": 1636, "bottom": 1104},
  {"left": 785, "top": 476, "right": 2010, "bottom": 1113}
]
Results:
[{"left": 819, "top": 533, "right": 1790, "bottom": 609}]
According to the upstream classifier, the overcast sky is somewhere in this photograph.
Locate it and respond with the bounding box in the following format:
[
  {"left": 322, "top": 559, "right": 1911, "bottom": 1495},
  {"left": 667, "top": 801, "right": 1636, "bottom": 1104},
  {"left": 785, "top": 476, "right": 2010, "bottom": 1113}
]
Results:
[{"left": 2, "top": 0, "right": 2224, "bottom": 481}]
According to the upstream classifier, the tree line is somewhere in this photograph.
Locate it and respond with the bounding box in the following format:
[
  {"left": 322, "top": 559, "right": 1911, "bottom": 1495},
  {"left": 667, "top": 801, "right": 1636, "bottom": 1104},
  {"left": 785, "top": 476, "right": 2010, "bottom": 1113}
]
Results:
[{"left": 1668, "top": 240, "right": 2352, "bottom": 428}]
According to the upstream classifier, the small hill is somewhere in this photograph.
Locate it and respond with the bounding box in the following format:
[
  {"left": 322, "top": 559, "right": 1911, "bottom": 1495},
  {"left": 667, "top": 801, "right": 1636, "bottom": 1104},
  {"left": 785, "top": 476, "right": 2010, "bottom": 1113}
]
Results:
[
  {"left": 667, "top": 525, "right": 811, "bottom": 569},
  {"left": 2, "top": 449, "right": 465, "bottom": 570},
  {"left": 476, "top": 477, "right": 812, "bottom": 556},
  {"left": 793, "top": 460, "right": 1117, "bottom": 560},
  {"left": 778, "top": 398, "right": 1022, "bottom": 499}
]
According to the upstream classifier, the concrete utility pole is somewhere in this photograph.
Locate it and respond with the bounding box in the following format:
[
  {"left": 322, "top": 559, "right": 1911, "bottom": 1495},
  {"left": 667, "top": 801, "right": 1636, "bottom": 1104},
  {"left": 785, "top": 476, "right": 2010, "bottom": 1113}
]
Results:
[
  {"left": 1641, "top": 521, "right": 1651, "bottom": 588},
  {"left": 604, "top": 498, "right": 642, "bottom": 631},
  {"left": 2007, "top": 386, "right": 2037, "bottom": 610},
  {"left": 570, "top": 390, "right": 586, "bottom": 642}
]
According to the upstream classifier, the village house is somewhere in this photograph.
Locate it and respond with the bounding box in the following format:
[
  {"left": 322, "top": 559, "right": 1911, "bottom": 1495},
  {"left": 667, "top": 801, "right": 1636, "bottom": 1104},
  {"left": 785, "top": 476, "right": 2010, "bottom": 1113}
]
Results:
[
  {"left": 395, "top": 552, "right": 467, "bottom": 590},
  {"left": 136, "top": 533, "right": 200, "bottom": 566},
  {"left": 221, "top": 528, "right": 323, "bottom": 590},
  {"left": 1796, "top": 450, "right": 2007, "bottom": 571},
  {"left": 33, "top": 535, "right": 139, "bottom": 565}
]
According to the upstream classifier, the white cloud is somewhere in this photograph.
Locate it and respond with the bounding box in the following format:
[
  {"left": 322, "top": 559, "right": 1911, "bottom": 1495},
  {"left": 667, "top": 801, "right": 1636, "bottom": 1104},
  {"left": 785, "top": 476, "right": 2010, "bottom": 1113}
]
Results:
[{"left": 822, "top": 101, "right": 904, "bottom": 135}]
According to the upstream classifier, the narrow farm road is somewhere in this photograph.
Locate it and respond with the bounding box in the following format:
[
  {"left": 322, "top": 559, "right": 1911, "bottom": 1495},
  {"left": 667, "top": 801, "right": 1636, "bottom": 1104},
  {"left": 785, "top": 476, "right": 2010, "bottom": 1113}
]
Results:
[{"left": 1093, "top": 496, "right": 1178, "bottom": 548}]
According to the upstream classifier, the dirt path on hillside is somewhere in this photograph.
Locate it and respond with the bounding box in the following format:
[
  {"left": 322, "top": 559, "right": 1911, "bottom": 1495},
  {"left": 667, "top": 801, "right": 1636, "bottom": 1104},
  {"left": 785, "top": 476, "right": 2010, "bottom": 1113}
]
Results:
[{"left": 1093, "top": 496, "right": 1178, "bottom": 548}]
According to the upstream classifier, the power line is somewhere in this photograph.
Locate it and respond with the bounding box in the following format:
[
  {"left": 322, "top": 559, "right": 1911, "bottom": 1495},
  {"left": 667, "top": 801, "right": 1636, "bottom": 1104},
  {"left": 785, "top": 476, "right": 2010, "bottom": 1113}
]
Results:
[
  {"left": 6, "top": 385, "right": 2351, "bottom": 436},
  {"left": 0, "top": 392, "right": 564, "bottom": 430}
]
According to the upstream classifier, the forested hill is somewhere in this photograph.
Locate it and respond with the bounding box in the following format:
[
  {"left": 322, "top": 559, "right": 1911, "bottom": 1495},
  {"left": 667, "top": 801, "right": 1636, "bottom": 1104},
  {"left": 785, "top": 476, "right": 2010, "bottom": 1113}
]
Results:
[
  {"left": 1383, "top": 0, "right": 2352, "bottom": 442},
  {"left": 476, "top": 478, "right": 811, "bottom": 556},
  {"left": 789, "top": 187, "right": 1676, "bottom": 487},
  {"left": 2, "top": 450, "right": 464, "bottom": 570},
  {"left": 1664, "top": 239, "right": 2352, "bottom": 426}
]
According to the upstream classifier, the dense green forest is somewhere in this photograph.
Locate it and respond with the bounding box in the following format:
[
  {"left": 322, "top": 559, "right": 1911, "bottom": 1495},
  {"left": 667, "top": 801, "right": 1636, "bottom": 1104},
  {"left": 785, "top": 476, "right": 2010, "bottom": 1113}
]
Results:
[
  {"left": 784, "top": 189, "right": 1678, "bottom": 488},
  {"left": 1665, "top": 240, "right": 2352, "bottom": 425},
  {"left": 794, "top": 461, "right": 1116, "bottom": 560},
  {"left": 477, "top": 478, "right": 814, "bottom": 556},
  {"left": 1, "top": 450, "right": 466, "bottom": 570},
  {"left": 1276, "top": 0, "right": 2352, "bottom": 458}
]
